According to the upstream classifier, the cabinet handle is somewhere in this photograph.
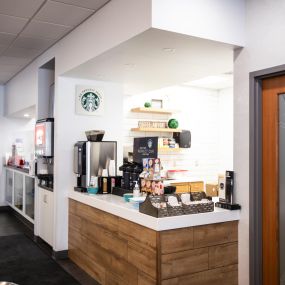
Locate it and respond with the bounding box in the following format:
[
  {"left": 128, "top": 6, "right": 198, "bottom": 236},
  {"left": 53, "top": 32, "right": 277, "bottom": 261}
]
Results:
[{"left": 44, "top": 194, "right": 48, "bottom": 204}]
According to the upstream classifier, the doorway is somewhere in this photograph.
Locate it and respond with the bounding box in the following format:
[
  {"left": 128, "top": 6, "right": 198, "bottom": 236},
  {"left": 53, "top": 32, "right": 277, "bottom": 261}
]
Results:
[{"left": 250, "top": 67, "right": 285, "bottom": 285}]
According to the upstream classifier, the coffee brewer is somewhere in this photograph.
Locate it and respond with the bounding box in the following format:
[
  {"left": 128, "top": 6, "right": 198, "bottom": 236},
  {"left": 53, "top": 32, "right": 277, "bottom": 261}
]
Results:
[
  {"left": 73, "top": 131, "right": 120, "bottom": 192},
  {"left": 119, "top": 162, "right": 143, "bottom": 191},
  {"left": 215, "top": 170, "right": 241, "bottom": 210}
]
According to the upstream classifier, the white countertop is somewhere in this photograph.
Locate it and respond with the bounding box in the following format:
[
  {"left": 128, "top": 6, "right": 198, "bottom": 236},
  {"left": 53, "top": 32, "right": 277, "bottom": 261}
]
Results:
[{"left": 69, "top": 191, "right": 240, "bottom": 231}]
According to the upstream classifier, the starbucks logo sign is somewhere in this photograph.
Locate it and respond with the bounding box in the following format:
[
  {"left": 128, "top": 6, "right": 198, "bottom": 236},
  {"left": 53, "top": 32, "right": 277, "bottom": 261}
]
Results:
[{"left": 76, "top": 86, "right": 104, "bottom": 116}]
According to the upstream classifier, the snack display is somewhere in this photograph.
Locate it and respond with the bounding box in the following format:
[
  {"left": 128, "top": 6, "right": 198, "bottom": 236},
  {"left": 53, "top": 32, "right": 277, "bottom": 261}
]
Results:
[{"left": 140, "top": 157, "right": 164, "bottom": 195}]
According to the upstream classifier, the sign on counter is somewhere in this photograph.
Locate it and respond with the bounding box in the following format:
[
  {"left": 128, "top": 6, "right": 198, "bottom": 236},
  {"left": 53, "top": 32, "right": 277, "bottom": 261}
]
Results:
[{"left": 133, "top": 137, "right": 158, "bottom": 163}]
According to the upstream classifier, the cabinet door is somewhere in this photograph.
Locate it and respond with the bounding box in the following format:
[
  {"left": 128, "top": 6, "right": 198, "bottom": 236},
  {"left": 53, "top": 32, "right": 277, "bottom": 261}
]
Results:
[
  {"left": 39, "top": 188, "right": 54, "bottom": 246},
  {"left": 171, "top": 183, "right": 189, "bottom": 193},
  {"left": 189, "top": 181, "right": 204, "bottom": 192},
  {"left": 5, "top": 169, "right": 13, "bottom": 204},
  {"left": 25, "top": 176, "right": 35, "bottom": 220},
  {"left": 14, "top": 172, "right": 24, "bottom": 211}
]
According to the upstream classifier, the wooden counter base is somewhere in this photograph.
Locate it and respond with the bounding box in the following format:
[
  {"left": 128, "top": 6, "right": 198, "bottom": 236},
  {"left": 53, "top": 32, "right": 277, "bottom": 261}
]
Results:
[{"left": 69, "top": 198, "right": 238, "bottom": 285}]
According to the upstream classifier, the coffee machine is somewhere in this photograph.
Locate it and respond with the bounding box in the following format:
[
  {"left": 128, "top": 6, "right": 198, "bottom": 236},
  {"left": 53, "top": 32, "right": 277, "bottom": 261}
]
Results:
[{"left": 74, "top": 131, "right": 119, "bottom": 192}]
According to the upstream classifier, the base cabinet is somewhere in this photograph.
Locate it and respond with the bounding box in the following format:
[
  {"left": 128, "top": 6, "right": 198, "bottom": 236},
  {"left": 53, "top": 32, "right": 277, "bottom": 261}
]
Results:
[
  {"left": 69, "top": 199, "right": 238, "bottom": 285},
  {"left": 39, "top": 187, "right": 54, "bottom": 246},
  {"left": 5, "top": 167, "right": 35, "bottom": 223}
]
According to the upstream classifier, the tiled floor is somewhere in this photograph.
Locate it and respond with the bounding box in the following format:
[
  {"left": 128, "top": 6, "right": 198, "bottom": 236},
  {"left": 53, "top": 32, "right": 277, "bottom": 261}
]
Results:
[{"left": 0, "top": 209, "right": 99, "bottom": 285}]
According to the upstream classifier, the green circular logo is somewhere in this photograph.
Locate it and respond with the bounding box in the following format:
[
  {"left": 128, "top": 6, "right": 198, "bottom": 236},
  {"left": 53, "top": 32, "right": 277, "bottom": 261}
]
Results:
[{"left": 81, "top": 92, "right": 101, "bottom": 112}]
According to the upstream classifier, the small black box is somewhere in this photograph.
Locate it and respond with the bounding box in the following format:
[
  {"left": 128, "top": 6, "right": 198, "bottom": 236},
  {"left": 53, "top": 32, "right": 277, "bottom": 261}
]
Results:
[{"left": 173, "top": 130, "right": 191, "bottom": 148}]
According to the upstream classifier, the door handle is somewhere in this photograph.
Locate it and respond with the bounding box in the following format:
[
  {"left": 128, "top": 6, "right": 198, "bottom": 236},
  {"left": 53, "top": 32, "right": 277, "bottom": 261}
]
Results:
[{"left": 43, "top": 194, "right": 48, "bottom": 204}]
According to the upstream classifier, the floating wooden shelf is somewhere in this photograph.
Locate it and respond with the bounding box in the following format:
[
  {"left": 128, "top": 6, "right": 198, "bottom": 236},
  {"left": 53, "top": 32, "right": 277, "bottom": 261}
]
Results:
[
  {"left": 131, "top": 107, "right": 178, "bottom": 115},
  {"left": 131, "top": 127, "right": 181, "bottom": 133}
]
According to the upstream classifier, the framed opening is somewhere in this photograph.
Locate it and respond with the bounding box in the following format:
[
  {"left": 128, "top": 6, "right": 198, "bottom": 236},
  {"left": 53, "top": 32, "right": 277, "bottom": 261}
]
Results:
[{"left": 249, "top": 64, "right": 285, "bottom": 285}]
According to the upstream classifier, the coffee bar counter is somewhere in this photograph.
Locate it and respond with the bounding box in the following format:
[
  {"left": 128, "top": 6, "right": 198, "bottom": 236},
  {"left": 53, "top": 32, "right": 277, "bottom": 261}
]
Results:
[
  {"left": 69, "top": 191, "right": 239, "bottom": 231},
  {"left": 68, "top": 191, "right": 240, "bottom": 285}
]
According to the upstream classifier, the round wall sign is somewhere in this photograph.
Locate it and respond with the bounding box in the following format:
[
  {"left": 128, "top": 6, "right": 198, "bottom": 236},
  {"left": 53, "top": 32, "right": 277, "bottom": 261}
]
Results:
[{"left": 81, "top": 91, "right": 101, "bottom": 112}]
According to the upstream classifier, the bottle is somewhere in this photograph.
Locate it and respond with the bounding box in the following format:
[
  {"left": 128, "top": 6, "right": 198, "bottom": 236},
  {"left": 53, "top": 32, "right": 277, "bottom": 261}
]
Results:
[{"left": 133, "top": 181, "right": 140, "bottom": 197}]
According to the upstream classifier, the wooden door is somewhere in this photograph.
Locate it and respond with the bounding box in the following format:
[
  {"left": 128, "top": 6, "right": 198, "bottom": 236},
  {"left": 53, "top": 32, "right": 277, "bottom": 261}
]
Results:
[{"left": 262, "top": 75, "right": 285, "bottom": 285}]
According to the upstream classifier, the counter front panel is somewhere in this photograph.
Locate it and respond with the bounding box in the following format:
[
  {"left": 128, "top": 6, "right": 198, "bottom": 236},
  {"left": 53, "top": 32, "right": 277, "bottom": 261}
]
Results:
[{"left": 69, "top": 198, "right": 238, "bottom": 285}]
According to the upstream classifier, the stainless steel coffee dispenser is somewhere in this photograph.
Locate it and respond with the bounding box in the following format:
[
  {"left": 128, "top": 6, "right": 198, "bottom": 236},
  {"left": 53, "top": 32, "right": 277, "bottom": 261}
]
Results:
[{"left": 74, "top": 141, "right": 117, "bottom": 192}]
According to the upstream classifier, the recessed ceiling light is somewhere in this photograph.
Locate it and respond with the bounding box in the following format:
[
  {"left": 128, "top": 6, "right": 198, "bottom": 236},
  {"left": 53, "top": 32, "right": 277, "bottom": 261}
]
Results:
[
  {"left": 162, "top": 48, "right": 176, "bottom": 53},
  {"left": 24, "top": 113, "right": 30, "bottom": 118},
  {"left": 124, "top": 63, "right": 136, "bottom": 69}
]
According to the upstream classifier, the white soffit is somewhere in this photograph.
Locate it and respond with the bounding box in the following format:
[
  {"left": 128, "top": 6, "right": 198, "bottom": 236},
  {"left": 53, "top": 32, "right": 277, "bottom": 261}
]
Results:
[
  {"left": 184, "top": 73, "right": 233, "bottom": 90},
  {"left": 64, "top": 28, "right": 234, "bottom": 95},
  {"left": 0, "top": 0, "right": 110, "bottom": 84}
]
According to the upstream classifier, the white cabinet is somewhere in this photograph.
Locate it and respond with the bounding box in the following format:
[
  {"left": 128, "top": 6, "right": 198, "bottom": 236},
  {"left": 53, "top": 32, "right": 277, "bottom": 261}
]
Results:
[
  {"left": 5, "top": 169, "right": 13, "bottom": 204},
  {"left": 39, "top": 187, "right": 54, "bottom": 246},
  {"left": 5, "top": 167, "right": 35, "bottom": 223}
]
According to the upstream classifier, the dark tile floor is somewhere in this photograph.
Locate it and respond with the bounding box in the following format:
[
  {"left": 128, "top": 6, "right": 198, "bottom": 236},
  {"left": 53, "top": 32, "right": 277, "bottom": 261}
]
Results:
[{"left": 0, "top": 210, "right": 99, "bottom": 285}]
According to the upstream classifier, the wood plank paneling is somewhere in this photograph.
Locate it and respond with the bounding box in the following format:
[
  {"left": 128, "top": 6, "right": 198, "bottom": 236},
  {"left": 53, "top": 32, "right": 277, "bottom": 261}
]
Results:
[
  {"left": 84, "top": 220, "right": 128, "bottom": 259},
  {"left": 161, "top": 248, "right": 208, "bottom": 279},
  {"left": 69, "top": 199, "right": 238, "bottom": 285},
  {"left": 105, "top": 271, "right": 125, "bottom": 285},
  {"left": 138, "top": 271, "right": 156, "bottom": 285},
  {"left": 160, "top": 227, "right": 193, "bottom": 254},
  {"left": 161, "top": 264, "right": 238, "bottom": 285},
  {"left": 209, "top": 242, "right": 238, "bottom": 269},
  {"left": 69, "top": 248, "right": 106, "bottom": 284},
  {"left": 118, "top": 217, "right": 157, "bottom": 250},
  {"left": 194, "top": 221, "right": 238, "bottom": 248},
  {"left": 128, "top": 241, "right": 157, "bottom": 279}
]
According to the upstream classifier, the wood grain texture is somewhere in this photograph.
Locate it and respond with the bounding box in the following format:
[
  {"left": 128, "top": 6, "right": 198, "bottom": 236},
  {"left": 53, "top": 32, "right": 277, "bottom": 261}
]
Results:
[
  {"left": 209, "top": 242, "right": 238, "bottom": 269},
  {"left": 193, "top": 221, "right": 238, "bottom": 248},
  {"left": 161, "top": 264, "right": 238, "bottom": 285},
  {"left": 128, "top": 241, "right": 157, "bottom": 279},
  {"left": 69, "top": 199, "right": 238, "bottom": 285},
  {"left": 170, "top": 181, "right": 204, "bottom": 193},
  {"left": 161, "top": 248, "right": 208, "bottom": 279},
  {"left": 118, "top": 217, "right": 157, "bottom": 250},
  {"left": 138, "top": 271, "right": 156, "bottom": 285},
  {"left": 262, "top": 76, "right": 285, "bottom": 285},
  {"left": 189, "top": 181, "right": 204, "bottom": 192},
  {"left": 160, "top": 227, "right": 193, "bottom": 254}
]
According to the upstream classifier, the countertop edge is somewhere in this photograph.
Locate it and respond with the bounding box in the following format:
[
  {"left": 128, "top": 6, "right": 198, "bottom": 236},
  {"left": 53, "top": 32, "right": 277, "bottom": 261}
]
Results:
[
  {"left": 4, "top": 165, "right": 35, "bottom": 178},
  {"left": 69, "top": 191, "right": 240, "bottom": 231}
]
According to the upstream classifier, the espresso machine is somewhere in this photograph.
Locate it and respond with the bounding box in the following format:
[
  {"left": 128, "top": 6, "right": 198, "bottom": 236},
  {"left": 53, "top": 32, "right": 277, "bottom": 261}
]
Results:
[{"left": 74, "top": 131, "right": 120, "bottom": 192}]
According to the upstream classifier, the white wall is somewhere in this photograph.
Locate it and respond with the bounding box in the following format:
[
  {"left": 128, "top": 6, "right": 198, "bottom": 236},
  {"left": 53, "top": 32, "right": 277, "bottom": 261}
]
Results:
[
  {"left": 218, "top": 87, "right": 233, "bottom": 173},
  {"left": 53, "top": 77, "right": 124, "bottom": 250},
  {"left": 234, "top": 0, "right": 285, "bottom": 284},
  {"left": 152, "top": 0, "right": 245, "bottom": 46},
  {"left": 124, "top": 85, "right": 233, "bottom": 182}
]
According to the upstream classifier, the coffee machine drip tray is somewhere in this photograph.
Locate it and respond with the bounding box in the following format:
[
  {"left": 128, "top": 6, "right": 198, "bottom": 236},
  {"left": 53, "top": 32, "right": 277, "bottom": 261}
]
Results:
[{"left": 38, "top": 174, "right": 53, "bottom": 191}]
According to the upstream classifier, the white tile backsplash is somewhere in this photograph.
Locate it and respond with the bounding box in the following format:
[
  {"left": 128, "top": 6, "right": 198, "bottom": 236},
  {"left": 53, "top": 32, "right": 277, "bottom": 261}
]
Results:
[{"left": 124, "top": 85, "right": 233, "bottom": 182}]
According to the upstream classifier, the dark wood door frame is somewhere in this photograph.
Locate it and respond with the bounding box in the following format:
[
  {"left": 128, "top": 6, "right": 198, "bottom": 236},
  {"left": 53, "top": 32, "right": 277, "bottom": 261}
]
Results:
[{"left": 250, "top": 64, "right": 285, "bottom": 285}]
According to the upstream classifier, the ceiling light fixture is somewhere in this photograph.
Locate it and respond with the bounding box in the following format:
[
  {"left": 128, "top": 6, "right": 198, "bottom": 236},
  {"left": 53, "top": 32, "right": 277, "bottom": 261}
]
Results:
[
  {"left": 162, "top": 48, "right": 176, "bottom": 53},
  {"left": 24, "top": 113, "right": 30, "bottom": 118},
  {"left": 124, "top": 63, "right": 136, "bottom": 69}
]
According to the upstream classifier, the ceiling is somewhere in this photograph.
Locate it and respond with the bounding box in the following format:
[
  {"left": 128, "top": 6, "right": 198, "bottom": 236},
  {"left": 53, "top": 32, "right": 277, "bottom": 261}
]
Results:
[
  {"left": 65, "top": 29, "right": 234, "bottom": 95},
  {"left": 0, "top": 0, "right": 110, "bottom": 84}
]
